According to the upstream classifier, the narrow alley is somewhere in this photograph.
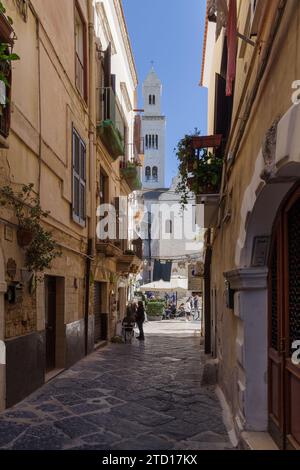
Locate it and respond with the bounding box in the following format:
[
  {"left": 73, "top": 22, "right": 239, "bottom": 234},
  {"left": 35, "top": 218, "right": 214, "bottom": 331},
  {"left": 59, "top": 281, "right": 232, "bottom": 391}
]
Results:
[{"left": 0, "top": 323, "right": 233, "bottom": 451}]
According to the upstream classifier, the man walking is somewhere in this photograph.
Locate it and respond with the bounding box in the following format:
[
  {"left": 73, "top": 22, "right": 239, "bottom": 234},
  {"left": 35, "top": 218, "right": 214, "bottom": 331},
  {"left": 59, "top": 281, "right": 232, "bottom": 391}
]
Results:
[{"left": 136, "top": 301, "right": 145, "bottom": 341}]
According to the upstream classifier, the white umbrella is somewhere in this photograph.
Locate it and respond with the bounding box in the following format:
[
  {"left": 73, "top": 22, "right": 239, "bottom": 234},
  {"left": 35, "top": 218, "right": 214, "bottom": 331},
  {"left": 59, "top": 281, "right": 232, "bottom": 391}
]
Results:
[{"left": 140, "top": 278, "right": 188, "bottom": 293}]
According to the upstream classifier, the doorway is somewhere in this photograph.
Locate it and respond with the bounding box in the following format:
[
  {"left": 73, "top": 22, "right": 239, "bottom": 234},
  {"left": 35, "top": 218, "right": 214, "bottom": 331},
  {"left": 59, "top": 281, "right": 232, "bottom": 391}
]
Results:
[
  {"left": 45, "top": 276, "right": 56, "bottom": 372},
  {"left": 94, "top": 282, "right": 108, "bottom": 343},
  {"left": 269, "top": 188, "right": 300, "bottom": 450},
  {"left": 44, "top": 276, "right": 65, "bottom": 375}
]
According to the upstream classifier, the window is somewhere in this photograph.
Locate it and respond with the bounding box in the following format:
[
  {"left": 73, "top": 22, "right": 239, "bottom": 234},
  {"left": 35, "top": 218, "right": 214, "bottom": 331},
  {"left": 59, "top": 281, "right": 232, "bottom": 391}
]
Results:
[
  {"left": 149, "top": 94, "right": 155, "bottom": 105},
  {"left": 75, "top": 4, "right": 87, "bottom": 100},
  {"left": 0, "top": 15, "right": 13, "bottom": 141},
  {"left": 145, "top": 134, "right": 158, "bottom": 150},
  {"left": 145, "top": 166, "right": 151, "bottom": 181},
  {"left": 72, "top": 128, "right": 86, "bottom": 225},
  {"left": 166, "top": 220, "right": 173, "bottom": 234},
  {"left": 100, "top": 170, "right": 109, "bottom": 205},
  {"left": 152, "top": 166, "right": 158, "bottom": 182}
]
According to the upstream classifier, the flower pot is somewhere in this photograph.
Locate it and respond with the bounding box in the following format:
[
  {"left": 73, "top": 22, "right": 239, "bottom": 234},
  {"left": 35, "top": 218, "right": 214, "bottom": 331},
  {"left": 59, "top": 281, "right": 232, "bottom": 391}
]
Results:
[
  {"left": 199, "top": 183, "right": 219, "bottom": 195},
  {"left": 17, "top": 228, "right": 34, "bottom": 247},
  {"left": 187, "top": 160, "right": 197, "bottom": 172},
  {"left": 147, "top": 315, "right": 163, "bottom": 322}
]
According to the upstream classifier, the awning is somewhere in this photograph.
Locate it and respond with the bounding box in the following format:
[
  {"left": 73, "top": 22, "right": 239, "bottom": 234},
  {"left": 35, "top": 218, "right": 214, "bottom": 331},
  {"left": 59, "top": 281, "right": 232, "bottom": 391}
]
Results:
[{"left": 140, "top": 278, "right": 188, "bottom": 293}]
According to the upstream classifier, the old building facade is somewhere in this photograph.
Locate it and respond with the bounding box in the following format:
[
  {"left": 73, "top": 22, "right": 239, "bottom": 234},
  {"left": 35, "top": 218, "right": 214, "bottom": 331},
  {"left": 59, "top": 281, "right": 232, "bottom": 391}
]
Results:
[
  {"left": 0, "top": 0, "right": 142, "bottom": 410},
  {"left": 202, "top": 0, "right": 300, "bottom": 449}
]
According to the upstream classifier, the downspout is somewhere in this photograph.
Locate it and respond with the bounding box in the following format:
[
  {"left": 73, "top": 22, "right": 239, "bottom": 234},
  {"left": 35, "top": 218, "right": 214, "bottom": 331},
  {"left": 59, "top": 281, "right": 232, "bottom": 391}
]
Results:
[{"left": 85, "top": 1, "right": 97, "bottom": 356}]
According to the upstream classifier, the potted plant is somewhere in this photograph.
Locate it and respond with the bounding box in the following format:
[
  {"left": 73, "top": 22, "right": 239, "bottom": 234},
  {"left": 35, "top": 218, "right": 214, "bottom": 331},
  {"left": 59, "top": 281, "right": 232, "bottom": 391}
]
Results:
[
  {"left": 0, "top": 184, "right": 61, "bottom": 272},
  {"left": 120, "top": 162, "right": 142, "bottom": 191},
  {"left": 146, "top": 301, "right": 165, "bottom": 321},
  {"left": 175, "top": 130, "right": 223, "bottom": 207}
]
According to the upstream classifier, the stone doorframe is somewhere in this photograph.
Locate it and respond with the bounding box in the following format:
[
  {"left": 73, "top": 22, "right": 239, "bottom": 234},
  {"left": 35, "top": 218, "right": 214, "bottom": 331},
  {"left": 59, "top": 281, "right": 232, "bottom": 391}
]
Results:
[
  {"left": 0, "top": 245, "right": 7, "bottom": 411},
  {"left": 224, "top": 267, "right": 268, "bottom": 432}
]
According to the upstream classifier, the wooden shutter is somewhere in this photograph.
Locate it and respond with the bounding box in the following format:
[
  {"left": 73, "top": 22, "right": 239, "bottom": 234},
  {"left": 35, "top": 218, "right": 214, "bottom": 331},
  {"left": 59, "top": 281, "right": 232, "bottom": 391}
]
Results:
[
  {"left": 79, "top": 140, "right": 86, "bottom": 222},
  {"left": 72, "top": 128, "right": 86, "bottom": 225},
  {"left": 73, "top": 130, "right": 80, "bottom": 220},
  {"left": 134, "top": 115, "right": 141, "bottom": 154},
  {"left": 104, "top": 43, "right": 111, "bottom": 88}
]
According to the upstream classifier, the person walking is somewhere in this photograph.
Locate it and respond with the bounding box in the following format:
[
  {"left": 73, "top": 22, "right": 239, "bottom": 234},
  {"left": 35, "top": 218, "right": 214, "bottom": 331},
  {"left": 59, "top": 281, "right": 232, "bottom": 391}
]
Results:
[
  {"left": 122, "top": 304, "right": 135, "bottom": 343},
  {"left": 184, "top": 300, "right": 192, "bottom": 322},
  {"left": 136, "top": 300, "right": 145, "bottom": 341},
  {"left": 193, "top": 294, "right": 200, "bottom": 321}
]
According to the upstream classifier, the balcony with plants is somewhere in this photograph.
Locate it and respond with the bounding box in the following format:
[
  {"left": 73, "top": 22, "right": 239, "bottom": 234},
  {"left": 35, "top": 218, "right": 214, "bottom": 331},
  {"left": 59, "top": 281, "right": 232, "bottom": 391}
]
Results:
[
  {"left": 176, "top": 131, "right": 224, "bottom": 207},
  {"left": 119, "top": 159, "right": 142, "bottom": 192},
  {"left": 97, "top": 86, "right": 126, "bottom": 160},
  {"left": 0, "top": 2, "right": 19, "bottom": 146}
]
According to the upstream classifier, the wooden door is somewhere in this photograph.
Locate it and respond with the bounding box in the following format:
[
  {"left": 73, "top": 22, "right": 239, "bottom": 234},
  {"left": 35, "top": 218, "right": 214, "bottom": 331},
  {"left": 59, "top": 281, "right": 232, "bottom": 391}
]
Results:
[
  {"left": 45, "top": 276, "right": 56, "bottom": 372},
  {"left": 269, "top": 189, "right": 300, "bottom": 450},
  {"left": 94, "top": 282, "right": 102, "bottom": 344}
]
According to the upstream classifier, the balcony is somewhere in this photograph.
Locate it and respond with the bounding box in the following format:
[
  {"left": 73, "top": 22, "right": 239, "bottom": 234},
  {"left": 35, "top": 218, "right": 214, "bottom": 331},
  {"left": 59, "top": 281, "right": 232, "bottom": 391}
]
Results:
[
  {"left": 96, "top": 240, "right": 123, "bottom": 259},
  {"left": 120, "top": 161, "right": 142, "bottom": 192},
  {"left": 0, "top": 11, "right": 14, "bottom": 145},
  {"left": 186, "top": 135, "right": 224, "bottom": 196},
  {"left": 117, "top": 249, "right": 143, "bottom": 275},
  {"left": 97, "top": 87, "right": 125, "bottom": 160}
]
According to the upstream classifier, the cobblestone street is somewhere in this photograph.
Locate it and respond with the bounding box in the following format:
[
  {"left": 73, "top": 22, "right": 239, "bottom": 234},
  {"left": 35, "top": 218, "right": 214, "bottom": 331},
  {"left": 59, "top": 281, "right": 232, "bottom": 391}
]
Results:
[{"left": 0, "top": 322, "right": 234, "bottom": 450}]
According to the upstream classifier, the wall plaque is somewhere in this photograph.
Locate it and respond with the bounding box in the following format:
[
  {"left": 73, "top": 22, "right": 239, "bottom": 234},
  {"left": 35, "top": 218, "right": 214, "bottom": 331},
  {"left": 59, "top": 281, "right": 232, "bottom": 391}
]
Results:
[
  {"left": 251, "top": 236, "right": 270, "bottom": 267},
  {"left": 4, "top": 225, "right": 13, "bottom": 242}
]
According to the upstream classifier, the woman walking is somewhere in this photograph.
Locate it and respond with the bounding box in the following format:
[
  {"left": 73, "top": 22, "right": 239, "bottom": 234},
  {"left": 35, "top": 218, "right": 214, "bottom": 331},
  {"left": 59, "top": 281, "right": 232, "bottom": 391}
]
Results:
[{"left": 136, "top": 301, "right": 145, "bottom": 341}]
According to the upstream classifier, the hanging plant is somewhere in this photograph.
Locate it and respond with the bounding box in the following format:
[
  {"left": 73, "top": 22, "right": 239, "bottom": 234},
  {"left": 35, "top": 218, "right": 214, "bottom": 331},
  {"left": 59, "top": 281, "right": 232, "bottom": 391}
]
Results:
[
  {"left": 0, "top": 183, "right": 61, "bottom": 272},
  {"left": 0, "top": 2, "right": 19, "bottom": 87},
  {"left": 175, "top": 129, "right": 223, "bottom": 207}
]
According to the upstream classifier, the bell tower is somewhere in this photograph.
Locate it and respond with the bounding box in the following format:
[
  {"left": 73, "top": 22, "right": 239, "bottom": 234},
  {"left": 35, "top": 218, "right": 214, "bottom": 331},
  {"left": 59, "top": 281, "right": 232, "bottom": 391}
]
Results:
[{"left": 141, "top": 67, "right": 166, "bottom": 189}]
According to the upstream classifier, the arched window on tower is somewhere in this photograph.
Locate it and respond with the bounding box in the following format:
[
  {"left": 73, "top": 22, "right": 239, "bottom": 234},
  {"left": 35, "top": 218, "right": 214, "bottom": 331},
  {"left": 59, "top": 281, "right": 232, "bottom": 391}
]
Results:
[
  {"left": 156, "top": 135, "right": 158, "bottom": 149},
  {"left": 152, "top": 95, "right": 156, "bottom": 105},
  {"left": 149, "top": 95, "right": 152, "bottom": 105},
  {"left": 152, "top": 135, "right": 155, "bottom": 148},
  {"left": 145, "top": 166, "right": 151, "bottom": 181},
  {"left": 145, "top": 135, "right": 149, "bottom": 149},
  {"left": 152, "top": 166, "right": 158, "bottom": 182}
]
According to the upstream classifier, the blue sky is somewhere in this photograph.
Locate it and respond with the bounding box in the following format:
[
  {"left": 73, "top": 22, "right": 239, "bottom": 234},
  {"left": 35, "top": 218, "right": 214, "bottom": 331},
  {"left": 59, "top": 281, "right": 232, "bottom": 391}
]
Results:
[{"left": 122, "top": 0, "right": 208, "bottom": 187}]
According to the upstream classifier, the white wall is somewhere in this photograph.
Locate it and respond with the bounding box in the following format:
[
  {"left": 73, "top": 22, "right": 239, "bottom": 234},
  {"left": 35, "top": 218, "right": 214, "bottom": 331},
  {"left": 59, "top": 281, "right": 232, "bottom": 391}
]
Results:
[{"left": 94, "top": 0, "right": 137, "bottom": 157}]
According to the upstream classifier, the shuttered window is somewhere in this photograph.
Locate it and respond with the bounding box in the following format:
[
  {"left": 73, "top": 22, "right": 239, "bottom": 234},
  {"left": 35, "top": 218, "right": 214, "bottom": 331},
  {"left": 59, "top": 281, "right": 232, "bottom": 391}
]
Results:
[{"left": 72, "top": 128, "right": 86, "bottom": 226}]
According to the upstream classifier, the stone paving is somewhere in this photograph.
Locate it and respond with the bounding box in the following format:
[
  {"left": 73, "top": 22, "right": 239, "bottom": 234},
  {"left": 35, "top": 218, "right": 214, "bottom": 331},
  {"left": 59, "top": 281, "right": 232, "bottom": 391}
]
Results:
[{"left": 0, "top": 321, "right": 234, "bottom": 450}]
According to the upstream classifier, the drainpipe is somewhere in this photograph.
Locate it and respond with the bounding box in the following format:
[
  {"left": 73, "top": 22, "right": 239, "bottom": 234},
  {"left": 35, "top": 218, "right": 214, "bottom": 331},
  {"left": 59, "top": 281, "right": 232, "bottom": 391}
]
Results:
[{"left": 84, "top": 1, "right": 97, "bottom": 356}]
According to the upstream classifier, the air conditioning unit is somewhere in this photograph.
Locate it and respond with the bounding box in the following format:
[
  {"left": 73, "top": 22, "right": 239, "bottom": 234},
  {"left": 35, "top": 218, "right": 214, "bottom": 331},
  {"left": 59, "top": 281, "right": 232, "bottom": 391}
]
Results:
[{"left": 250, "top": 0, "right": 264, "bottom": 37}]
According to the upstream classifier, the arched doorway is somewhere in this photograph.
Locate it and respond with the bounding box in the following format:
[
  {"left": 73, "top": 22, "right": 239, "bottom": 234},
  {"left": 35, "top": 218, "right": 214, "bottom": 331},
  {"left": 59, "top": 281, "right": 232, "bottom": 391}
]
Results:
[
  {"left": 268, "top": 187, "right": 300, "bottom": 450},
  {"left": 225, "top": 165, "right": 300, "bottom": 437}
]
